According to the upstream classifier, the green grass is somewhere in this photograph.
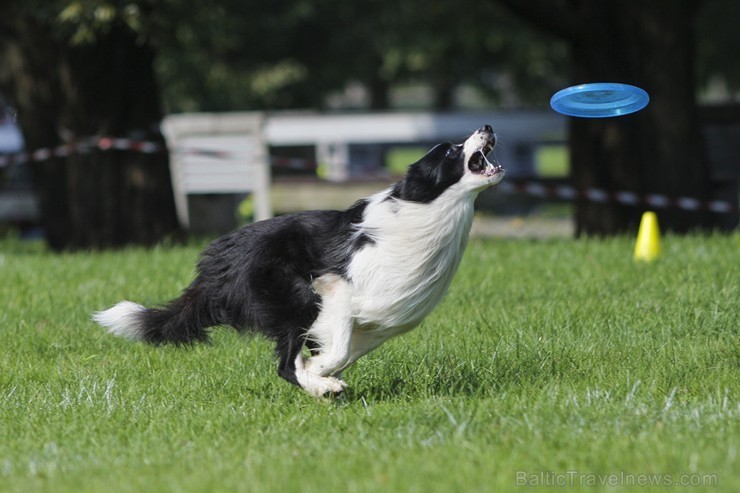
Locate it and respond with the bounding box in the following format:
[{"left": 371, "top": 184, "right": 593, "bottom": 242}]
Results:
[
  {"left": 386, "top": 146, "right": 425, "bottom": 175},
  {"left": 535, "top": 144, "right": 570, "bottom": 177},
  {"left": 0, "top": 234, "right": 738, "bottom": 492}
]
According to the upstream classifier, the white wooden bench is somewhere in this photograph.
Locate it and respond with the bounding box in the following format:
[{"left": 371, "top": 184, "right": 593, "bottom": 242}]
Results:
[{"left": 161, "top": 112, "right": 272, "bottom": 228}]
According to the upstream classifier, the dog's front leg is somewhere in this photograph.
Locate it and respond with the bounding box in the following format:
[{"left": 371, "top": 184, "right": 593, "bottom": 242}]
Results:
[{"left": 296, "top": 274, "right": 354, "bottom": 397}]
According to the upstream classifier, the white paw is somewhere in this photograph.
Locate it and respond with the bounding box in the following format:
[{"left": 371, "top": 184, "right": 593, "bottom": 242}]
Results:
[
  {"left": 316, "top": 376, "right": 347, "bottom": 397},
  {"left": 295, "top": 369, "right": 347, "bottom": 397}
]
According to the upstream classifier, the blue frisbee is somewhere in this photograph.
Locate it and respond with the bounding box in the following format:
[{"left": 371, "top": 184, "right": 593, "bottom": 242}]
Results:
[{"left": 550, "top": 83, "right": 649, "bottom": 118}]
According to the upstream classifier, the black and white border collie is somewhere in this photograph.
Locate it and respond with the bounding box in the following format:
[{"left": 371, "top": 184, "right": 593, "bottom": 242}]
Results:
[{"left": 94, "top": 125, "right": 504, "bottom": 397}]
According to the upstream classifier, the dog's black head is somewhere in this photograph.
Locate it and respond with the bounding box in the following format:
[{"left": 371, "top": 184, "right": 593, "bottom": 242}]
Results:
[{"left": 390, "top": 125, "right": 504, "bottom": 203}]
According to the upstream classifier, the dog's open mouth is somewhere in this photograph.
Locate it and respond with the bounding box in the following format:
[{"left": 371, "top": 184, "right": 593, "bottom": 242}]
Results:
[{"left": 468, "top": 144, "right": 504, "bottom": 178}]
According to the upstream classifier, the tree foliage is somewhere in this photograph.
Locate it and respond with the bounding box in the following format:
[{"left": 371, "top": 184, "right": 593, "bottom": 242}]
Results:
[
  {"left": 5, "top": 0, "right": 735, "bottom": 112},
  {"left": 143, "top": 0, "right": 570, "bottom": 112}
]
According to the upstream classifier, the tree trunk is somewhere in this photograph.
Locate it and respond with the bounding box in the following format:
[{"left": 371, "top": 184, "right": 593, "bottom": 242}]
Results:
[
  {"left": 569, "top": 0, "right": 714, "bottom": 235},
  {"left": 1, "top": 14, "right": 179, "bottom": 250},
  {"left": 367, "top": 52, "right": 391, "bottom": 110}
]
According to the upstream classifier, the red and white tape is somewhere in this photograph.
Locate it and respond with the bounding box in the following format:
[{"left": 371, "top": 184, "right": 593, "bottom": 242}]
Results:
[
  {"left": 0, "top": 136, "right": 162, "bottom": 166},
  {"left": 0, "top": 136, "right": 304, "bottom": 167},
  {"left": 497, "top": 182, "right": 737, "bottom": 214},
  {"left": 1, "top": 136, "right": 736, "bottom": 214}
]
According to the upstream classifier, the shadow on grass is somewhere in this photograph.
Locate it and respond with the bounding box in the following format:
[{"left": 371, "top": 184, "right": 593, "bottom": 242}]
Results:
[{"left": 342, "top": 348, "right": 583, "bottom": 402}]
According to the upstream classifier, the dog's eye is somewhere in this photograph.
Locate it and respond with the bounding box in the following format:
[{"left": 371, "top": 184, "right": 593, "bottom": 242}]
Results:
[{"left": 445, "top": 147, "right": 459, "bottom": 158}]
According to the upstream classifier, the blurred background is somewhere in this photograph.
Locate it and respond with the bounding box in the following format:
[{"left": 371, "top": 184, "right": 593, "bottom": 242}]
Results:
[{"left": 0, "top": 0, "right": 738, "bottom": 250}]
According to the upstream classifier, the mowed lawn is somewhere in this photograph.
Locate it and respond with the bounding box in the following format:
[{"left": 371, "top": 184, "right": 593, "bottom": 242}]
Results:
[{"left": 0, "top": 233, "right": 737, "bottom": 492}]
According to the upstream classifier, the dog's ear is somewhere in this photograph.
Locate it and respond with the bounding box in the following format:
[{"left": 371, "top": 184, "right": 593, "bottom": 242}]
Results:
[
  {"left": 389, "top": 143, "right": 465, "bottom": 203},
  {"left": 410, "top": 143, "right": 451, "bottom": 181}
]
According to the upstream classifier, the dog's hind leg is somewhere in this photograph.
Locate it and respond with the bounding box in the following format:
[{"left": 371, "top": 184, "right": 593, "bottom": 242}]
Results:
[
  {"left": 275, "top": 330, "right": 346, "bottom": 397},
  {"left": 275, "top": 334, "right": 304, "bottom": 388}
]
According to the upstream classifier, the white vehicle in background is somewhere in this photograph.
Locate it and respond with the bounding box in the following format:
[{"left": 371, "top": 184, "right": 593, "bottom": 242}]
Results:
[
  {"left": 0, "top": 106, "right": 23, "bottom": 154},
  {"left": 0, "top": 105, "right": 39, "bottom": 231}
]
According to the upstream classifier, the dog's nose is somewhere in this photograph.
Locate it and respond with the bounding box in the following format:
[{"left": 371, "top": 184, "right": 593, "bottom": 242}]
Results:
[{"left": 481, "top": 124, "right": 493, "bottom": 133}]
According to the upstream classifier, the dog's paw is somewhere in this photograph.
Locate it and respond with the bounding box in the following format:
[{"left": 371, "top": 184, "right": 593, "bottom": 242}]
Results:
[
  {"left": 309, "top": 375, "right": 346, "bottom": 398},
  {"left": 295, "top": 369, "right": 347, "bottom": 398},
  {"left": 319, "top": 376, "right": 347, "bottom": 398}
]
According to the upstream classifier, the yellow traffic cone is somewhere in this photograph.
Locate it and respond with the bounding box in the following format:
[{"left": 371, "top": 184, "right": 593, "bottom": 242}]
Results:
[{"left": 634, "top": 211, "right": 661, "bottom": 262}]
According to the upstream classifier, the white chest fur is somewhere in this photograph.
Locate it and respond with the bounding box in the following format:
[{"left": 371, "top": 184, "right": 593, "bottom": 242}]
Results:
[{"left": 347, "top": 184, "right": 476, "bottom": 329}]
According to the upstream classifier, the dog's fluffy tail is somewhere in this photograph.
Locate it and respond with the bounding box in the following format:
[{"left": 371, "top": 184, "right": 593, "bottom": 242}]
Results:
[{"left": 93, "top": 291, "right": 212, "bottom": 345}]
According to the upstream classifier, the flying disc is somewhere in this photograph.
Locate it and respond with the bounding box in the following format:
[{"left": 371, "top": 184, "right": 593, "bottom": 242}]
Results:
[{"left": 550, "top": 83, "right": 649, "bottom": 118}]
